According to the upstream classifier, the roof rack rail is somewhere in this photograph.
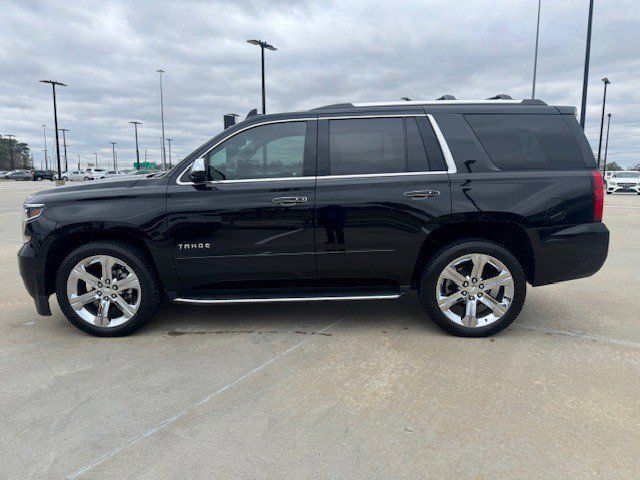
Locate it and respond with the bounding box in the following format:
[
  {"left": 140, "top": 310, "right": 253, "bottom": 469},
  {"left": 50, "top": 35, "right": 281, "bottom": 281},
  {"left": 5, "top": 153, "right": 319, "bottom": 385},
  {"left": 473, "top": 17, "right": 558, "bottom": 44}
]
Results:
[
  {"left": 436, "top": 95, "right": 457, "bottom": 100},
  {"left": 486, "top": 94, "right": 513, "bottom": 100},
  {"left": 315, "top": 99, "right": 549, "bottom": 109}
]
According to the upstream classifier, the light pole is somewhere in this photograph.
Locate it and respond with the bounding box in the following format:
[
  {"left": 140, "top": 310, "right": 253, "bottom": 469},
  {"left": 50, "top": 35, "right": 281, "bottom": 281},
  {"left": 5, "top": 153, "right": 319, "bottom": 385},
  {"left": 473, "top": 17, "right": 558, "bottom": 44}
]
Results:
[
  {"left": 129, "top": 121, "right": 142, "bottom": 170},
  {"left": 602, "top": 113, "right": 612, "bottom": 178},
  {"left": 531, "top": 0, "right": 542, "bottom": 98},
  {"left": 76, "top": 153, "right": 81, "bottom": 170},
  {"left": 94, "top": 152, "right": 98, "bottom": 168},
  {"left": 156, "top": 69, "right": 167, "bottom": 170},
  {"left": 596, "top": 77, "right": 611, "bottom": 168},
  {"left": 166, "top": 138, "right": 173, "bottom": 169},
  {"left": 39, "top": 79, "right": 67, "bottom": 183},
  {"left": 3, "top": 134, "right": 15, "bottom": 169},
  {"left": 110, "top": 142, "right": 117, "bottom": 170},
  {"left": 247, "top": 39, "right": 277, "bottom": 114},
  {"left": 579, "top": 0, "right": 594, "bottom": 129},
  {"left": 42, "top": 124, "right": 48, "bottom": 170},
  {"left": 59, "top": 128, "right": 68, "bottom": 171}
]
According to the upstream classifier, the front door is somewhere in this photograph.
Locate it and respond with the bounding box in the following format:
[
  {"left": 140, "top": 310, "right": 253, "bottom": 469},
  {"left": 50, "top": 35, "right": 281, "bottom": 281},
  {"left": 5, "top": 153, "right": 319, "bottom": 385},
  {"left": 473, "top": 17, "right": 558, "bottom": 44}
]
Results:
[{"left": 167, "top": 119, "right": 318, "bottom": 291}]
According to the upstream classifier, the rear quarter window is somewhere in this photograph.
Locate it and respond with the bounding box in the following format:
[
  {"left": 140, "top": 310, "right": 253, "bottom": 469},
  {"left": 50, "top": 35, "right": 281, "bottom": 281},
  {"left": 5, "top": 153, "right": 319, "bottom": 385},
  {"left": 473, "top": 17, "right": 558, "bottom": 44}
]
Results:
[{"left": 465, "top": 114, "right": 585, "bottom": 171}]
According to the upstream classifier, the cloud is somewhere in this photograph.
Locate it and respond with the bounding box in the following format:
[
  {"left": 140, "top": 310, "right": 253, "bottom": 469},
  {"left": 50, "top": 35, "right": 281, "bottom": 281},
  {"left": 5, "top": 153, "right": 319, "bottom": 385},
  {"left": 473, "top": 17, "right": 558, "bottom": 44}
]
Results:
[{"left": 1, "top": 0, "right": 639, "bottom": 169}]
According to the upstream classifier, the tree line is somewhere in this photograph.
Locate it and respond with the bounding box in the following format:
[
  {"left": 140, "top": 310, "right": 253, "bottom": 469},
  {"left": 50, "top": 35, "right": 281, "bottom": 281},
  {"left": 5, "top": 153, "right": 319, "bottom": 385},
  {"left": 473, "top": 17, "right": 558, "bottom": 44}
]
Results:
[{"left": 0, "top": 137, "right": 32, "bottom": 170}]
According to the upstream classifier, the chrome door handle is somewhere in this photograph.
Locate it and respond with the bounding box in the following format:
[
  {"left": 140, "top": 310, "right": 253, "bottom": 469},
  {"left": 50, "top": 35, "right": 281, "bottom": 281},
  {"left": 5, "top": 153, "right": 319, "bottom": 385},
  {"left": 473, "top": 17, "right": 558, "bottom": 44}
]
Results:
[
  {"left": 403, "top": 190, "right": 440, "bottom": 199},
  {"left": 272, "top": 196, "right": 308, "bottom": 205}
]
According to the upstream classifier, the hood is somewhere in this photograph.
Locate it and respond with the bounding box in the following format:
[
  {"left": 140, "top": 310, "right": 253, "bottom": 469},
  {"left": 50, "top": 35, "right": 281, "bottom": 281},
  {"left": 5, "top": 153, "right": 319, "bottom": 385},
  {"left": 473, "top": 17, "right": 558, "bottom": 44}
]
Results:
[{"left": 26, "top": 178, "right": 150, "bottom": 205}]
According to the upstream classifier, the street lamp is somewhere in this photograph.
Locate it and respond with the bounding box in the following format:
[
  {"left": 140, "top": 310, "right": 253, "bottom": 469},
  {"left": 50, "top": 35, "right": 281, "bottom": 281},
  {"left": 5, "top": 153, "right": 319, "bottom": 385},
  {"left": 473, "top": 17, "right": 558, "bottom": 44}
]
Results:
[
  {"left": 129, "top": 121, "right": 142, "bottom": 170},
  {"left": 94, "top": 152, "right": 98, "bottom": 168},
  {"left": 156, "top": 69, "right": 167, "bottom": 170},
  {"left": 602, "top": 113, "right": 612, "bottom": 178},
  {"left": 247, "top": 39, "right": 277, "bottom": 114},
  {"left": 59, "top": 128, "right": 69, "bottom": 171},
  {"left": 39, "top": 79, "right": 67, "bottom": 183},
  {"left": 42, "top": 124, "right": 48, "bottom": 170},
  {"left": 579, "top": 0, "right": 595, "bottom": 129},
  {"left": 531, "top": 0, "right": 542, "bottom": 98},
  {"left": 76, "top": 153, "right": 81, "bottom": 170},
  {"left": 110, "top": 142, "right": 117, "bottom": 170},
  {"left": 596, "top": 77, "right": 611, "bottom": 168},
  {"left": 166, "top": 138, "right": 173, "bottom": 169}
]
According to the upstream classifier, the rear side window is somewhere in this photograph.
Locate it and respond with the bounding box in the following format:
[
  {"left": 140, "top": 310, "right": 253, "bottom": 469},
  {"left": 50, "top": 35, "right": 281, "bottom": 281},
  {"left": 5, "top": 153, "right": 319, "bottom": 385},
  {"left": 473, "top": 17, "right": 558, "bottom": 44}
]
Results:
[
  {"left": 466, "top": 114, "right": 585, "bottom": 170},
  {"left": 328, "top": 117, "right": 430, "bottom": 175}
]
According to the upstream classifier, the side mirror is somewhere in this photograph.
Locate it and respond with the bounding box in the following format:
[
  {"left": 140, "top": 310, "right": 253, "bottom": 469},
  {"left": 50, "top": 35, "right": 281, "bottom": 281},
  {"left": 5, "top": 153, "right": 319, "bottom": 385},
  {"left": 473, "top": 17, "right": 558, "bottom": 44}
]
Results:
[{"left": 190, "top": 158, "right": 207, "bottom": 183}]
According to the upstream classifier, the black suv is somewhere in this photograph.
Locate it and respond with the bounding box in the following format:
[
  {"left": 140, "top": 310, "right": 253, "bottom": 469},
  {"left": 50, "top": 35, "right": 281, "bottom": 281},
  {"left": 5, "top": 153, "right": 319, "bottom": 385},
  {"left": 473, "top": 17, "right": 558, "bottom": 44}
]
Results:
[
  {"left": 32, "top": 170, "right": 55, "bottom": 181},
  {"left": 19, "top": 98, "right": 609, "bottom": 337}
]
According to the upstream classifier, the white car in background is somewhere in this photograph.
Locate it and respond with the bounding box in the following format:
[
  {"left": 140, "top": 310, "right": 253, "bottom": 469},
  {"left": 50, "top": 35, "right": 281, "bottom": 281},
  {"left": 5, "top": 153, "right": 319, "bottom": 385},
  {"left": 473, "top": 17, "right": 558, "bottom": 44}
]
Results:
[
  {"left": 606, "top": 171, "right": 640, "bottom": 195},
  {"left": 85, "top": 168, "right": 107, "bottom": 180},
  {"left": 60, "top": 170, "right": 88, "bottom": 181}
]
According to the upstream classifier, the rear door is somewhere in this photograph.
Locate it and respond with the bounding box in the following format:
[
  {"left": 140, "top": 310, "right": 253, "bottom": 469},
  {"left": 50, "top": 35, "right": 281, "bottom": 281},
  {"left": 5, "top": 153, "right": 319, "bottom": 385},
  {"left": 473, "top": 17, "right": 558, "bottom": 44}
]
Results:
[
  {"left": 314, "top": 114, "right": 452, "bottom": 286},
  {"left": 166, "top": 119, "right": 318, "bottom": 291}
]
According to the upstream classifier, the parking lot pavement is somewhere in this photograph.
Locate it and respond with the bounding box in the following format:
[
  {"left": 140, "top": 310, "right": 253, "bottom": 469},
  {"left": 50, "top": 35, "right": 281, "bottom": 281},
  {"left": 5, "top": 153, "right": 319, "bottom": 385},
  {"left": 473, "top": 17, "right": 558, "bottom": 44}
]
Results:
[{"left": 1, "top": 181, "right": 639, "bottom": 479}]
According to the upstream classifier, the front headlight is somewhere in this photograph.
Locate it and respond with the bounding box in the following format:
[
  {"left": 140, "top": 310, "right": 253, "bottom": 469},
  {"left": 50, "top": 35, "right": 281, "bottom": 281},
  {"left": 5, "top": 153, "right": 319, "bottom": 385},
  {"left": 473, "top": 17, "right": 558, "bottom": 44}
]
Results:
[{"left": 22, "top": 203, "right": 44, "bottom": 243}]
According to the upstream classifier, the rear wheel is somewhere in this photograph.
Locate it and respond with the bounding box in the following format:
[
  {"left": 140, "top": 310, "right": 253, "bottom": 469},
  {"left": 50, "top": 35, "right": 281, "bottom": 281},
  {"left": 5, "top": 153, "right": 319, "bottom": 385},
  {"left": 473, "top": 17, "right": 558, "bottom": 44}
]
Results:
[
  {"left": 55, "top": 241, "right": 162, "bottom": 336},
  {"left": 419, "top": 240, "right": 526, "bottom": 337}
]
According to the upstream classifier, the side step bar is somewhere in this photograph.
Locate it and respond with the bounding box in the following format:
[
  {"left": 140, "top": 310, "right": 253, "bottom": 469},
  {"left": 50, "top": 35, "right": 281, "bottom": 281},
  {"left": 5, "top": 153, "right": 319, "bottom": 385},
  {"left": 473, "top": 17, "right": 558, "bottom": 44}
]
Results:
[{"left": 173, "top": 294, "right": 401, "bottom": 305}]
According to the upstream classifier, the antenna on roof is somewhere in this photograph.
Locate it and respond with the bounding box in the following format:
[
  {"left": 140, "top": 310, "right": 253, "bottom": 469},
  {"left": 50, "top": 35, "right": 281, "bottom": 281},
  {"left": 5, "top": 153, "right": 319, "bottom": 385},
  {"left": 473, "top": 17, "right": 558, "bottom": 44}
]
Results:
[
  {"left": 486, "top": 94, "right": 514, "bottom": 100},
  {"left": 436, "top": 95, "right": 457, "bottom": 100},
  {"left": 245, "top": 108, "right": 258, "bottom": 120}
]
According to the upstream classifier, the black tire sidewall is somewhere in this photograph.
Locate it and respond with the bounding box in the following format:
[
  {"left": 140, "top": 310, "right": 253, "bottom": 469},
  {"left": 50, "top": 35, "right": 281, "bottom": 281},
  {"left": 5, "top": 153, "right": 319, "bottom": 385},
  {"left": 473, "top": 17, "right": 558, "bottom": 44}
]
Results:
[
  {"left": 420, "top": 240, "right": 527, "bottom": 337},
  {"left": 55, "top": 242, "right": 160, "bottom": 336}
]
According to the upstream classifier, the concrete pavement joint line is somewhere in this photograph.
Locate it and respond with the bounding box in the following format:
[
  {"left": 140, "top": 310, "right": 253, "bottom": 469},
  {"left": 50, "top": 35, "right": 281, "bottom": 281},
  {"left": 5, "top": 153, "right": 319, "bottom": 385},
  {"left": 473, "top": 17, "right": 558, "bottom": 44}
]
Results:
[
  {"left": 66, "top": 307, "right": 362, "bottom": 479},
  {"left": 515, "top": 323, "right": 640, "bottom": 349}
]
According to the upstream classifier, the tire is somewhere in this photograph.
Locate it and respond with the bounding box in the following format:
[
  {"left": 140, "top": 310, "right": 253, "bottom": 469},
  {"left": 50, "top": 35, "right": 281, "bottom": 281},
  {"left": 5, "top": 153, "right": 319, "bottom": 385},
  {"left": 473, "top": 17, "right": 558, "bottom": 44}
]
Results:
[
  {"left": 419, "top": 240, "right": 527, "bottom": 337},
  {"left": 84, "top": 176, "right": 90, "bottom": 180},
  {"left": 36, "top": 177, "right": 43, "bottom": 181},
  {"left": 62, "top": 176, "right": 68, "bottom": 181},
  {"left": 55, "top": 241, "right": 163, "bottom": 336},
  {"left": 606, "top": 192, "right": 612, "bottom": 195}
]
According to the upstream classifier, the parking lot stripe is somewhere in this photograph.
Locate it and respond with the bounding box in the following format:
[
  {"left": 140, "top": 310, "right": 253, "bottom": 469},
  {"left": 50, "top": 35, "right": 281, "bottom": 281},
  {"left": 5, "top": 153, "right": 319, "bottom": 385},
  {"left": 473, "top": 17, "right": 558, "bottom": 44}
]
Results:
[{"left": 65, "top": 306, "right": 362, "bottom": 479}]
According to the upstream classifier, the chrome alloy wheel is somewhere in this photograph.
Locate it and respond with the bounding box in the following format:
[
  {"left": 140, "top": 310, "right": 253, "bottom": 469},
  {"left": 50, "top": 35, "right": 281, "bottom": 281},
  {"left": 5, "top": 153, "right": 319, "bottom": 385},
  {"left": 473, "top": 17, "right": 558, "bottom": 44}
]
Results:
[
  {"left": 66, "top": 255, "right": 141, "bottom": 328},
  {"left": 436, "top": 253, "right": 514, "bottom": 328}
]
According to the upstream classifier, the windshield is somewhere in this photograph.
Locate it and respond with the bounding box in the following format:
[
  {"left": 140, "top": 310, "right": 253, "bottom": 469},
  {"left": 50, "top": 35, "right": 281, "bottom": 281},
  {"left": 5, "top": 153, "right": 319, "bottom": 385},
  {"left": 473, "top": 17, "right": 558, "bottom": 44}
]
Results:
[{"left": 612, "top": 172, "right": 640, "bottom": 179}]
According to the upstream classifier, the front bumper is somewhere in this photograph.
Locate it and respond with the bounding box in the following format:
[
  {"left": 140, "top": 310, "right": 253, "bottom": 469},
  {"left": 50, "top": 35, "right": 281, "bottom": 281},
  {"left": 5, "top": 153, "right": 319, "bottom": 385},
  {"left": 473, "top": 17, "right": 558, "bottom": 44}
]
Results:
[
  {"left": 530, "top": 222, "right": 609, "bottom": 286},
  {"left": 607, "top": 184, "right": 640, "bottom": 193},
  {"left": 18, "top": 242, "right": 52, "bottom": 316}
]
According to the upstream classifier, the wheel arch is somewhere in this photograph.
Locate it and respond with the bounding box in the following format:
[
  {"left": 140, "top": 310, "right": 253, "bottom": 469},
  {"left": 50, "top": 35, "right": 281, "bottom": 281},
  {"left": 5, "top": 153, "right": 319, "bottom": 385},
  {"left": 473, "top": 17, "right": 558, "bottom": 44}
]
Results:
[
  {"left": 44, "top": 228, "right": 165, "bottom": 296},
  {"left": 411, "top": 220, "right": 535, "bottom": 288}
]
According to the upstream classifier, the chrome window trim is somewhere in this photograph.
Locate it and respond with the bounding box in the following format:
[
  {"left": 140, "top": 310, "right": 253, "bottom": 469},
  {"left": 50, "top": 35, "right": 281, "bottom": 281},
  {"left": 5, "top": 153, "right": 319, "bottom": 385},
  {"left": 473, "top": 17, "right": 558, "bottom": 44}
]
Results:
[
  {"left": 427, "top": 114, "right": 457, "bottom": 174},
  {"left": 317, "top": 171, "right": 448, "bottom": 180},
  {"left": 176, "top": 113, "right": 457, "bottom": 185},
  {"left": 352, "top": 100, "right": 523, "bottom": 107}
]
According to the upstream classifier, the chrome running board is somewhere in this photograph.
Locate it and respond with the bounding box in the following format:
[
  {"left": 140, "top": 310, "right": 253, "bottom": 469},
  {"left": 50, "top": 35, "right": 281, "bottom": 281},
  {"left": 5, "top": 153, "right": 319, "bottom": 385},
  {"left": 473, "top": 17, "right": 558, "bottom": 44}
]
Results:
[{"left": 173, "top": 294, "right": 401, "bottom": 305}]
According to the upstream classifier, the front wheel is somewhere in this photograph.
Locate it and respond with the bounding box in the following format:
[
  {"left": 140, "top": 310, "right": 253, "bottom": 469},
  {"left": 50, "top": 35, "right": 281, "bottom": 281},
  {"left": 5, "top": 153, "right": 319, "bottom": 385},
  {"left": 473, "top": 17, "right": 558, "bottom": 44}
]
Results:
[
  {"left": 55, "top": 241, "right": 163, "bottom": 336},
  {"left": 419, "top": 240, "right": 526, "bottom": 337}
]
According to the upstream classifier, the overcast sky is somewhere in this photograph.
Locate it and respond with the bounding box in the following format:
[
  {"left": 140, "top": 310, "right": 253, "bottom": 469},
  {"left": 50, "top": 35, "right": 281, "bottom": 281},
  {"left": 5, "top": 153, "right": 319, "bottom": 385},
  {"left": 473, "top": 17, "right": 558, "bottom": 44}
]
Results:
[{"left": 1, "top": 0, "right": 639, "bottom": 170}]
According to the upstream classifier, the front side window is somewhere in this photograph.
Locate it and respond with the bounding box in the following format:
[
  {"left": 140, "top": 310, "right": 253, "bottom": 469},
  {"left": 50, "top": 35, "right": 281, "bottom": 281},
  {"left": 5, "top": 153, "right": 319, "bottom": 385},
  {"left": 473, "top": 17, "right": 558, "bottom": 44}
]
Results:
[
  {"left": 328, "top": 117, "right": 431, "bottom": 175},
  {"left": 204, "top": 121, "right": 307, "bottom": 181}
]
